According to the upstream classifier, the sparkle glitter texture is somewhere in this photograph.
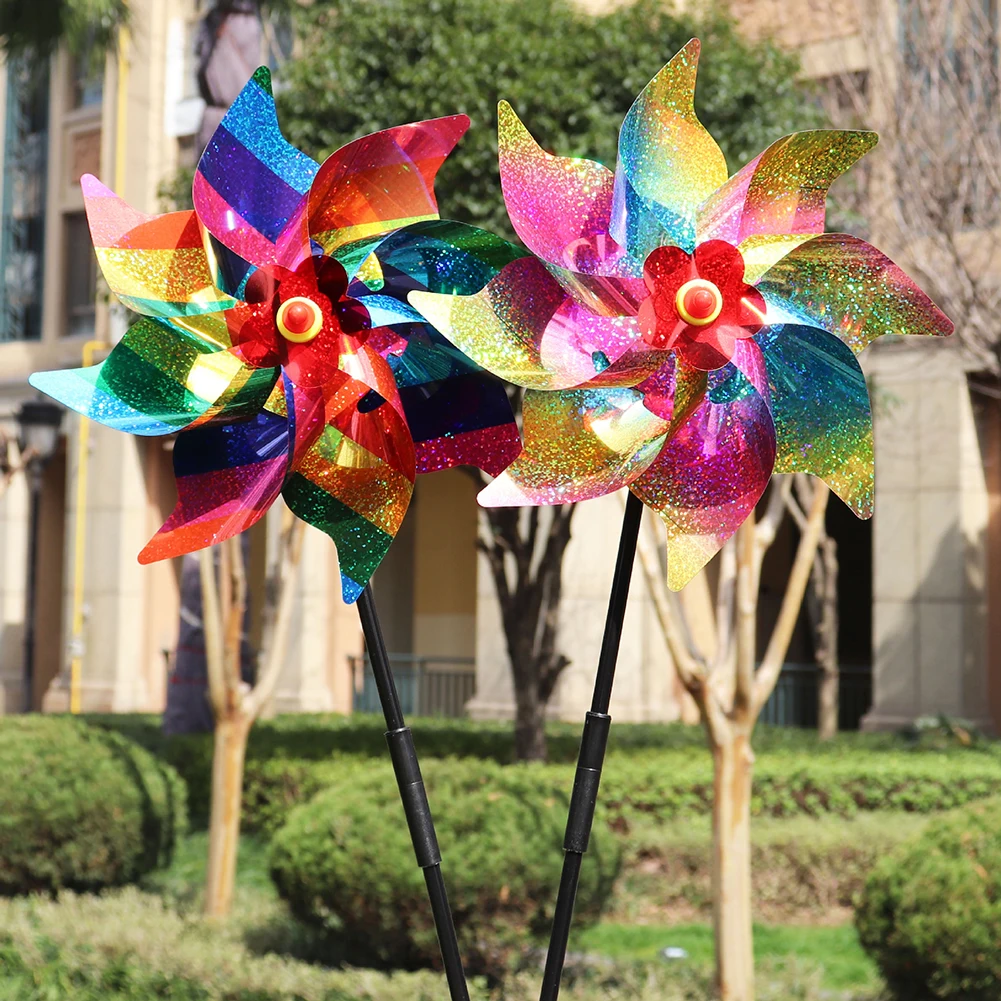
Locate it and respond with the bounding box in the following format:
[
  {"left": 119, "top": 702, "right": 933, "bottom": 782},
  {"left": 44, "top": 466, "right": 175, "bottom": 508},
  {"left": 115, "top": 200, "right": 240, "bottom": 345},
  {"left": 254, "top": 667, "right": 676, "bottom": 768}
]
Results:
[
  {"left": 755, "top": 233, "right": 954, "bottom": 354},
  {"left": 498, "top": 100, "right": 623, "bottom": 275},
  {"left": 407, "top": 37, "right": 954, "bottom": 590},
  {"left": 29, "top": 69, "right": 487, "bottom": 603}
]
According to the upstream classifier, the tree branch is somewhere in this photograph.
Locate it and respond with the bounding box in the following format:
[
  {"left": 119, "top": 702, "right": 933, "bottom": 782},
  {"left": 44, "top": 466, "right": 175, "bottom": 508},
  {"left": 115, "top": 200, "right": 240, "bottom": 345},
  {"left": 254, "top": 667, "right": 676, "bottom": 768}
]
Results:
[
  {"left": 246, "top": 517, "right": 305, "bottom": 719},
  {"left": 732, "top": 518, "right": 757, "bottom": 719},
  {"left": 752, "top": 480, "right": 831, "bottom": 717},
  {"left": 199, "top": 548, "right": 227, "bottom": 718}
]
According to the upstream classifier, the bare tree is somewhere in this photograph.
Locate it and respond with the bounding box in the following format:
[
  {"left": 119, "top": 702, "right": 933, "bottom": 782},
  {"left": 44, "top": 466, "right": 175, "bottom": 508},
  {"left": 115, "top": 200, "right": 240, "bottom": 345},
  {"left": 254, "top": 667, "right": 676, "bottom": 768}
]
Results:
[
  {"left": 631, "top": 476, "right": 830, "bottom": 1001},
  {"left": 787, "top": 476, "right": 840, "bottom": 740},
  {"left": 470, "top": 482, "right": 575, "bottom": 762},
  {"left": 199, "top": 509, "right": 305, "bottom": 918},
  {"left": 827, "top": 0, "right": 1001, "bottom": 370}
]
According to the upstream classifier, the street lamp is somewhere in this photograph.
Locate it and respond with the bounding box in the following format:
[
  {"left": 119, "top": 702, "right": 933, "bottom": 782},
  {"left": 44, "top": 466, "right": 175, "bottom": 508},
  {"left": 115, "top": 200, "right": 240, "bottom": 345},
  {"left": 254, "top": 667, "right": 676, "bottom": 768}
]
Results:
[{"left": 15, "top": 399, "right": 63, "bottom": 712}]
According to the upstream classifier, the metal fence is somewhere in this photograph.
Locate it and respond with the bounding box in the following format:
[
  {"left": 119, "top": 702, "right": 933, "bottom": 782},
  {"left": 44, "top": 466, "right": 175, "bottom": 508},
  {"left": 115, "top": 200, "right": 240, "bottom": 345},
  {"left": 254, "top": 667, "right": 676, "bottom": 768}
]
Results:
[
  {"left": 759, "top": 664, "right": 872, "bottom": 730},
  {"left": 349, "top": 654, "right": 476, "bottom": 718}
]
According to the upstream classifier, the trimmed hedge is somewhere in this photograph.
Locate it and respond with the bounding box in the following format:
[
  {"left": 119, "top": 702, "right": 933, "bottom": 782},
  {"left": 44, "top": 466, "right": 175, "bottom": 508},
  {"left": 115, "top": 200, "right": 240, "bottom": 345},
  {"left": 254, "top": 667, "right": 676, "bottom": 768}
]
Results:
[
  {"left": 0, "top": 716, "right": 186, "bottom": 895},
  {"left": 240, "top": 747, "right": 1001, "bottom": 838},
  {"left": 83, "top": 712, "right": 970, "bottom": 826},
  {"left": 269, "top": 758, "right": 622, "bottom": 979},
  {"left": 856, "top": 797, "right": 1001, "bottom": 1000}
]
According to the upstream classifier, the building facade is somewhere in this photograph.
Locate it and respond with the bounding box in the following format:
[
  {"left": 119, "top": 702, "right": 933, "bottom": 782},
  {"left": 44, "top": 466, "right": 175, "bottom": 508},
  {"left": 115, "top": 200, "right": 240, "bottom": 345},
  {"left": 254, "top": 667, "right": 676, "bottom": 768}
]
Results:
[{"left": 0, "top": 0, "right": 994, "bottom": 733}]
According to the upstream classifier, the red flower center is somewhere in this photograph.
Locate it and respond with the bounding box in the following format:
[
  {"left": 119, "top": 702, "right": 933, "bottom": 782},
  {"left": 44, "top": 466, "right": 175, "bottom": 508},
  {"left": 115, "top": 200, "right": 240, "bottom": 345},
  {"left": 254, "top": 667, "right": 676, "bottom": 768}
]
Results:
[
  {"left": 278, "top": 298, "right": 322, "bottom": 340},
  {"left": 228, "top": 256, "right": 370, "bottom": 388},
  {"left": 637, "top": 240, "right": 766, "bottom": 372},
  {"left": 678, "top": 280, "right": 723, "bottom": 325}
]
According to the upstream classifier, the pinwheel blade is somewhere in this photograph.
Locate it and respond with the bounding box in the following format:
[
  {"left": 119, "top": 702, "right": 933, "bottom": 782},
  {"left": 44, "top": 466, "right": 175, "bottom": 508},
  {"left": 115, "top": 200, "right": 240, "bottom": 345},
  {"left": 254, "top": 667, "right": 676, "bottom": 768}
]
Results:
[
  {"left": 478, "top": 387, "right": 670, "bottom": 506},
  {"left": 283, "top": 383, "right": 416, "bottom": 604},
  {"left": 194, "top": 66, "right": 319, "bottom": 269},
  {"left": 410, "top": 257, "right": 659, "bottom": 391},
  {"left": 756, "top": 234, "right": 954, "bottom": 353},
  {"left": 697, "top": 130, "right": 878, "bottom": 248},
  {"left": 139, "top": 408, "right": 290, "bottom": 562},
  {"left": 613, "top": 38, "right": 728, "bottom": 259},
  {"left": 81, "top": 175, "right": 235, "bottom": 317},
  {"left": 760, "top": 324, "right": 874, "bottom": 516},
  {"left": 498, "top": 101, "right": 623, "bottom": 274},
  {"left": 301, "top": 115, "right": 469, "bottom": 275},
  {"left": 29, "top": 317, "right": 278, "bottom": 436},
  {"left": 631, "top": 358, "right": 776, "bottom": 590}
]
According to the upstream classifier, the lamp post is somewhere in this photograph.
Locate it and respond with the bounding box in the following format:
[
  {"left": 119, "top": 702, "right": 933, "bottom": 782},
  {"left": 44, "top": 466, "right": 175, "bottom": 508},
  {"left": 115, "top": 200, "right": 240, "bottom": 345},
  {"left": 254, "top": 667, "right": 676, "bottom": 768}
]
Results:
[{"left": 15, "top": 399, "right": 63, "bottom": 712}]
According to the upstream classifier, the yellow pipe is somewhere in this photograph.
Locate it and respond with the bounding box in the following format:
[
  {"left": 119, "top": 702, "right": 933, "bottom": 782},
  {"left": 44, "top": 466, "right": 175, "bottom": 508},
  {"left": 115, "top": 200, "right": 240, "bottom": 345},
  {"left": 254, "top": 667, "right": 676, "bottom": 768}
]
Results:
[
  {"left": 69, "top": 31, "right": 128, "bottom": 713},
  {"left": 68, "top": 340, "right": 105, "bottom": 713}
]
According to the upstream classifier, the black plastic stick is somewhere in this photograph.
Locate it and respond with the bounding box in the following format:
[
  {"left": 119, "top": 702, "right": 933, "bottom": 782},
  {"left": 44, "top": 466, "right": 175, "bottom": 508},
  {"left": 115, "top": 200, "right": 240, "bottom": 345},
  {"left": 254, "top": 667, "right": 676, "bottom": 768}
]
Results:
[
  {"left": 357, "top": 585, "right": 470, "bottom": 1001},
  {"left": 539, "top": 491, "right": 644, "bottom": 1001}
]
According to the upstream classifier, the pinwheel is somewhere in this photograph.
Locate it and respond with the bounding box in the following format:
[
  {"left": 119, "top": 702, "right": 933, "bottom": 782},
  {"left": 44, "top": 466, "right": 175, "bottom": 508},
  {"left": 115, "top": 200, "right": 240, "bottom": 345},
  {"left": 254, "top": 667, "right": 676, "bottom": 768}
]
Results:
[
  {"left": 29, "top": 67, "right": 519, "bottom": 603},
  {"left": 408, "top": 39, "right": 952, "bottom": 1001},
  {"left": 411, "top": 38, "right": 953, "bottom": 591},
  {"left": 27, "top": 67, "right": 521, "bottom": 1001}
]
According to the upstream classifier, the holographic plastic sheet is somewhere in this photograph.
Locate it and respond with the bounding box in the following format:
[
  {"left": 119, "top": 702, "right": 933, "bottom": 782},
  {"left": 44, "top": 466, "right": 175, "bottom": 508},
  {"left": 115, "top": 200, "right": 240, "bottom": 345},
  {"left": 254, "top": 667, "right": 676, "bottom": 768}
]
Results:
[
  {"left": 83, "top": 176, "right": 237, "bottom": 317},
  {"left": 29, "top": 69, "right": 487, "bottom": 603},
  {"left": 194, "top": 67, "right": 319, "bottom": 270},
  {"left": 696, "top": 130, "right": 878, "bottom": 247},
  {"left": 498, "top": 100, "right": 622, "bottom": 274},
  {"left": 758, "top": 324, "right": 873, "bottom": 516},
  {"left": 756, "top": 234, "right": 954, "bottom": 353},
  {"left": 630, "top": 363, "right": 775, "bottom": 590},
  {"left": 403, "top": 37, "right": 953, "bottom": 590},
  {"left": 478, "top": 387, "right": 670, "bottom": 506},
  {"left": 612, "top": 39, "right": 728, "bottom": 258}
]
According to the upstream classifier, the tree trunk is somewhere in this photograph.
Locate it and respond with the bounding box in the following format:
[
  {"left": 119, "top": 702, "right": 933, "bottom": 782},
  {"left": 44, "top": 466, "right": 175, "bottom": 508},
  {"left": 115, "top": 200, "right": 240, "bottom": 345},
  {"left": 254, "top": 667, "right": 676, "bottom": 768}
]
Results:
[
  {"left": 818, "top": 665, "right": 839, "bottom": 741},
  {"left": 815, "top": 536, "right": 839, "bottom": 741},
  {"left": 711, "top": 728, "right": 755, "bottom": 1001},
  {"left": 204, "top": 712, "right": 251, "bottom": 918},
  {"left": 513, "top": 672, "right": 547, "bottom": 762}
]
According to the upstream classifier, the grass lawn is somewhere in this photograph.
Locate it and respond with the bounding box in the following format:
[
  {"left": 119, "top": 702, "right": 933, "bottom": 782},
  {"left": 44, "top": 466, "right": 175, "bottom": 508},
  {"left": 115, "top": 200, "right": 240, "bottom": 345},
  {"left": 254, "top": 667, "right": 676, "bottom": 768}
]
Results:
[
  {"left": 138, "top": 832, "right": 880, "bottom": 997},
  {"left": 576, "top": 921, "right": 879, "bottom": 992}
]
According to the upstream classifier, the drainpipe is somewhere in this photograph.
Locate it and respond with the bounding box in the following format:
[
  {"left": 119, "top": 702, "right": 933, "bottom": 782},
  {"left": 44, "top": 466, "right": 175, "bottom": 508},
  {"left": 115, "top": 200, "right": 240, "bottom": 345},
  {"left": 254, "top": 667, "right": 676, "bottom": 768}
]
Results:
[{"left": 68, "top": 29, "right": 128, "bottom": 714}]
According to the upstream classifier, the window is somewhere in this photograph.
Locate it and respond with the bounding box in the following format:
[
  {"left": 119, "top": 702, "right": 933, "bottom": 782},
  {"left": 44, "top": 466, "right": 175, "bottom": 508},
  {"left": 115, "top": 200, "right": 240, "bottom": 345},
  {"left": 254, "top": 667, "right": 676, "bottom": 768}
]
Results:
[
  {"left": 0, "top": 58, "right": 49, "bottom": 342},
  {"left": 69, "top": 56, "right": 103, "bottom": 110},
  {"left": 64, "top": 213, "right": 96, "bottom": 337}
]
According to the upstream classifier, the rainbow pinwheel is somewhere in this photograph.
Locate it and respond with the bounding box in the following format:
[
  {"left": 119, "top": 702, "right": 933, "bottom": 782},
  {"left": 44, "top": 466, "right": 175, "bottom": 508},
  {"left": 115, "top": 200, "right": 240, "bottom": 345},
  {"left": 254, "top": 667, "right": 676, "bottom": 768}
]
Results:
[
  {"left": 411, "top": 39, "right": 953, "bottom": 589},
  {"left": 29, "top": 68, "right": 520, "bottom": 602}
]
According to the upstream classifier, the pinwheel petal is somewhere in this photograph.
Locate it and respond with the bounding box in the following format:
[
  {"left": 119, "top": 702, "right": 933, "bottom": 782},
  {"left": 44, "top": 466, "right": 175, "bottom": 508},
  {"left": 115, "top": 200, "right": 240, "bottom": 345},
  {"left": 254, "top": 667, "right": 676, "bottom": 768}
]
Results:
[
  {"left": 759, "top": 324, "right": 873, "bottom": 516},
  {"left": 478, "top": 387, "right": 670, "bottom": 506},
  {"left": 409, "top": 257, "right": 567, "bottom": 390},
  {"left": 630, "top": 360, "right": 776, "bottom": 590},
  {"left": 373, "top": 219, "right": 527, "bottom": 296},
  {"left": 81, "top": 175, "right": 235, "bottom": 317},
  {"left": 498, "top": 101, "right": 624, "bottom": 274},
  {"left": 612, "top": 39, "right": 728, "bottom": 259},
  {"left": 283, "top": 384, "right": 416, "bottom": 603},
  {"left": 138, "top": 408, "right": 289, "bottom": 563},
  {"left": 697, "top": 130, "right": 878, "bottom": 247},
  {"left": 756, "top": 234, "right": 954, "bottom": 353},
  {"left": 410, "top": 257, "right": 656, "bottom": 391},
  {"left": 193, "top": 67, "right": 319, "bottom": 269},
  {"left": 298, "top": 116, "right": 470, "bottom": 275},
  {"left": 359, "top": 221, "right": 527, "bottom": 475},
  {"left": 28, "top": 317, "right": 278, "bottom": 436}
]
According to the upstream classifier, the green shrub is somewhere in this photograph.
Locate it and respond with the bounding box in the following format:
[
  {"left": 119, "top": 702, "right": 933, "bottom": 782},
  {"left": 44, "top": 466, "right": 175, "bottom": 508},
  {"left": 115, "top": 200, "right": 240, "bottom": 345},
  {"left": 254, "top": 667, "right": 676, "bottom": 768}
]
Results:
[
  {"left": 269, "top": 758, "right": 622, "bottom": 979},
  {"left": 84, "top": 713, "right": 1000, "bottom": 830},
  {"left": 855, "top": 797, "right": 1001, "bottom": 1000},
  {"left": 242, "top": 746, "right": 1001, "bottom": 837},
  {"left": 0, "top": 716, "right": 186, "bottom": 895}
]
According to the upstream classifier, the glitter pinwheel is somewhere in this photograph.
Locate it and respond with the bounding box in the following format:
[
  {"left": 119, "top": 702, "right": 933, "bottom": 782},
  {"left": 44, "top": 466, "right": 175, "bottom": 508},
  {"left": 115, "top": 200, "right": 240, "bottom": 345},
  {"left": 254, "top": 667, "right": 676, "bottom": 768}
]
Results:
[
  {"left": 411, "top": 39, "right": 953, "bottom": 591},
  {"left": 29, "top": 67, "right": 519, "bottom": 604}
]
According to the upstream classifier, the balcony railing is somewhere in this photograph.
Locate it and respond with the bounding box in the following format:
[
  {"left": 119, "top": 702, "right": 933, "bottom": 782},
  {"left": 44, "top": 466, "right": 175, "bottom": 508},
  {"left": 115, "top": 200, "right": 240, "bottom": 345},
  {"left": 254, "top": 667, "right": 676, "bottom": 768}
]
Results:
[
  {"left": 349, "top": 654, "right": 476, "bottom": 718},
  {"left": 759, "top": 663, "right": 872, "bottom": 730}
]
